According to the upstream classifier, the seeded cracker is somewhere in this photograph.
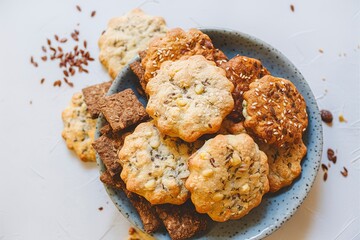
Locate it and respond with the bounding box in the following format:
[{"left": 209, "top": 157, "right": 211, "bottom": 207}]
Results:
[
  {"left": 98, "top": 9, "right": 167, "bottom": 79},
  {"left": 219, "top": 55, "right": 270, "bottom": 121},
  {"left": 100, "top": 171, "right": 162, "bottom": 233},
  {"left": 186, "top": 134, "right": 269, "bottom": 222},
  {"left": 119, "top": 121, "right": 203, "bottom": 205},
  {"left": 82, "top": 81, "right": 112, "bottom": 118},
  {"left": 130, "top": 60, "right": 147, "bottom": 94},
  {"left": 146, "top": 55, "right": 234, "bottom": 142},
  {"left": 243, "top": 75, "right": 308, "bottom": 147},
  {"left": 155, "top": 201, "right": 208, "bottom": 240},
  {"left": 98, "top": 89, "right": 148, "bottom": 132},
  {"left": 141, "top": 28, "right": 218, "bottom": 82},
  {"left": 258, "top": 139, "right": 307, "bottom": 192},
  {"left": 62, "top": 92, "right": 97, "bottom": 162},
  {"left": 92, "top": 130, "right": 132, "bottom": 176}
]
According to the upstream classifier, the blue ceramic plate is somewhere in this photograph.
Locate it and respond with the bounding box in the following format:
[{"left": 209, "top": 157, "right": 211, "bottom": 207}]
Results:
[{"left": 95, "top": 28, "right": 323, "bottom": 239}]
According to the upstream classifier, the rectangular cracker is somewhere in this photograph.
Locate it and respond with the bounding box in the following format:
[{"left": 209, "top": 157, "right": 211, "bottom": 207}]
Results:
[
  {"left": 100, "top": 171, "right": 162, "bottom": 233},
  {"left": 98, "top": 89, "right": 148, "bottom": 132},
  {"left": 155, "top": 201, "right": 208, "bottom": 240},
  {"left": 130, "top": 61, "right": 147, "bottom": 94},
  {"left": 92, "top": 131, "right": 129, "bottom": 176},
  {"left": 82, "top": 81, "right": 112, "bottom": 118}
]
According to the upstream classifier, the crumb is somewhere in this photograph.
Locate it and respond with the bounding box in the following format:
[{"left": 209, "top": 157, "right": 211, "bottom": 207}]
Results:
[
  {"left": 340, "top": 167, "right": 348, "bottom": 177},
  {"left": 320, "top": 110, "right": 333, "bottom": 124},
  {"left": 338, "top": 114, "right": 347, "bottom": 123},
  {"left": 30, "top": 100, "right": 32, "bottom": 105},
  {"left": 98, "top": 207, "right": 103, "bottom": 211},
  {"left": 290, "top": 4, "right": 295, "bottom": 12},
  {"left": 327, "top": 148, "right": 337, "bottom": 164},
  {"left": 322, "top": 78, "right": 326, "bottom": 81},
  {"left": 319, "top": 48, "right": 324, "bottom": 53}
]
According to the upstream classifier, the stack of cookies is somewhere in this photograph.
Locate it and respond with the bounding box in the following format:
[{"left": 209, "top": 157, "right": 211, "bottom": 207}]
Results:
[{"left": 62, "top": 17, "right": 308, "bottom": 239}]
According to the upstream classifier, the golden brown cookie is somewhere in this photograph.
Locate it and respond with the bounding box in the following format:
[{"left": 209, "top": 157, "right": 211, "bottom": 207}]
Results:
[
  {"left": 219, "top": 55, "right": 270, "bottom": 121},
  {"left": 186, "top": 134, "right": 269, "bottom": 222},
  {"left": 146, "top": 55, "right": 234, "bottom": 142},
  {"left": 62, "top": 93, "right": 96, "bottom": 162},
  {"left": 243, "top": 75, "right": 308, "bottom": 147},
  {"left": 98, "top": 9, "right": 167, "bottom": 79},
  {"left": 119, "top": 121, "right": 203, "bottom": 205},
  {"left": 141, "top": 28, "right": 217, "bottom": 82},
  {"left": 259, "top": 139, "right": 307, "bottom": 192}
]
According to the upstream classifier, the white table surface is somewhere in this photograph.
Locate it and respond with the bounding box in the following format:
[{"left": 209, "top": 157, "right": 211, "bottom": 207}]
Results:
[{"left": 0, "top": 0, "right": 359, "bottom": 239}]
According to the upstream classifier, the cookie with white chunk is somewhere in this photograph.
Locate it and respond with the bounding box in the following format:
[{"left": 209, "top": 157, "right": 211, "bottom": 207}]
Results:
[
  {"left": 62, "top": 93, "right": 97, "bottom": 162},
  {"left": 146, "top": 55, "right": 234, "bottom": 142},
  {"left": 119, "top": 121, "right": 203, "bottom": 205},
  {"left": 258, "top": 139, "right": 307, "bottom": 192},
  {"left": 243, "top": 75, "right": 308, "bottom": 147},
  {"left": 98, "top": 8, "right": 167, "bottom": 79},
  {"left": 185, "top": 134, "right": 269, "bottom": 222}
]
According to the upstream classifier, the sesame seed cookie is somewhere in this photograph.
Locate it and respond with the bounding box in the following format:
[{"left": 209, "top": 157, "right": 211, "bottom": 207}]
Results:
[
  {"left": 141, "top": 28, "right": 217, "bottom": 82},
  {"left": 98, "top": 9, "right": 167, "bottom": 79},
  {"left": 259, "top": 139, "right": 307, "bottom": 192},
  {"left": 118, "top": 121, "right": 203, "bottom": 205},
  {"left": 219, "top": 55, "right": 270, "bottom": 121},
  {"left": 185, "top": 134, "right": 269, "bottom": 222},
  {"left": 62, "top": 92, "right": 97, "bottom": 162},
  {"left": 146, "top": 55, "right": 234, "bottom": 142},
  {"left": 242, "top": 75, "right": 308, "bottom": 147}
]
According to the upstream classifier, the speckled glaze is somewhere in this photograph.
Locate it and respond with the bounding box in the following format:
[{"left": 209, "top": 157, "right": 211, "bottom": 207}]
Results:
[{"left": 95, "top": 28, "right": 323, "bottom": 240}]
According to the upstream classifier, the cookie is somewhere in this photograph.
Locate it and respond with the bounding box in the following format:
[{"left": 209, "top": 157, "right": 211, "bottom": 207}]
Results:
[
  {"left": 219, "top": 55, "right": 270, "bottom": 121},
  {"left": 62, "top": 92, "right": 97, "bottom": 162},
  {"left": 213, "top": 48, "right": 228, "bottom": 66},
  {"left": 185, "top": 134, "right": 269, "bottom": 222},
  {"left": 128, "top": 227, "right": 155, "bottom": 240},
  {"left": 98, "top": 8, "right": 167, "bottom": 79},
  {"left": 141, "top": 28, "right": 217, "bottom": 82},
  {"left": 259, "top": 139, "right": 307, "bottom": 192},
  {"left": 98, "top": 89, "right": 148, "bottom": 132},
  {"left": 119, "top": 121, "right": 203, "bottom": 205},
  {"left": 217, "top": 119, "right": 246, "bottom": 135},
  {"left": 100, "top": 171, "right": 162, "bottom": 233},
  {"left": 93, "top": 130, "right": 132, "bottom": 176},
  {"left": 82, "top": 81, "right": 112, "bottom": 118},
  {"left": 243, "top": 75, "right": 308, "bottom": 147},
  {"left": 146, "top": 55, "right": 234, "bottom": 142},
  {"left": 155, "top": 201, "right": 208, "bottom": 240}
]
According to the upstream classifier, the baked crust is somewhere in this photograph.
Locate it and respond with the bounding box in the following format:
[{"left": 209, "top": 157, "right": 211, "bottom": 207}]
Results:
[
  {"left": 243, "top": 75, "right": 308, "bottom": 147},
  {"left": 186, "top": 134, "right": 269, "bottom": 222}
]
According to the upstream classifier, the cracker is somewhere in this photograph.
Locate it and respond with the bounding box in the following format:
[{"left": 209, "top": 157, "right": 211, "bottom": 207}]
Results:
[
  {"left": 186, "top": 134, "right": 269, "bottom": 222},
  {"left": 119, "top": 121, "right": 203, "bottom": 205},
  {"left": 155, "top": 201, "right": 208, "bottom": 240},
  {"left": 259, "top": 139, "right": 307, "bottom": 192},
  {"left": 62, "top": 92, "right": 97, "bottom": 162},
  {"left": 219, "top": 55, "right": 270, "bottom": 121},
  {"left": 100, "top": 171, "right": 162, "bottom": 233},
  {"left": 98, "top": 89, "right": 148, "bottom": 132},
  {"left": 98, "top": 9, "right": 167, "bottom": 79},
  {"left": 146, "top": 55, "right": 234, "bottom": 142},
  {"left": 242, "top": 75, "right": 308, "bottom": 147},
  {"left": 130, "top": 60, "right": 147, "bottom": 94},
  {"left": 82, "top": 81, "right": 112, "bottom": 118},
  {"left": 93, "top": 130, "right": 131, "bottom": 176},
  {"left": 213, "top": 48, "right": 228, "bottom": 66}
]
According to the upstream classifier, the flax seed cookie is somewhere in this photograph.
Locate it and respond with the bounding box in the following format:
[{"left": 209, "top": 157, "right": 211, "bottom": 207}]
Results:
[
  {"left": 146, "top": 55, "right": 234, "bottom": 142},
  {"left": 259, "top": 139, "right": 307, "bottom": 192},
  {"left": 98, "top": 9, "right": 167, "bottom": 79},
  {"left": 243, "top": 75, "right": 308, "bottom": 147},
  {"left": 141, "top": 28, "right": 217, "bottom": 82},
  {"left": 219, "top": 55, "right": 270, "bottom": 121},
  {"left": 62, "top": 92, "right": 96, "bottom": 162},
  {"left": 119, "top": 121, "right": 203, "bottom": 205},
  {"left": 185, "top": 134, "right": 269, "bottom": 222}
]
